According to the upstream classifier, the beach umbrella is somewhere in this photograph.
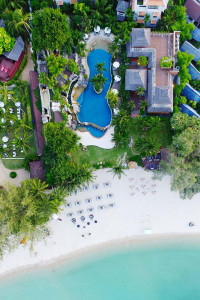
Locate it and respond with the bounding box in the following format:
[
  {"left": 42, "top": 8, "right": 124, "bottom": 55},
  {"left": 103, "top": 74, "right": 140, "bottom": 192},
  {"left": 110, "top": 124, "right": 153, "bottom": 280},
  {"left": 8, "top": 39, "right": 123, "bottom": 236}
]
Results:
[
  {"left": 104, "top": 27, "right": 111, "bottom": 34},
  {"left": 1, "top": 118, "right": 5, "bottom": 124},
  {"left": 2, "top": 136, "right": 9, "bottom": 142},
  {"left": 0, "top": 101, "right": 4, "bottom": 108},
  {"left": 114, "top": 75, "right": 121, "bottom": 82},
  {"left": 112, "top": 89, "right": 118, "bottom": 94},
  {"left": 15, "top": 102, "right": 21, "bottom": 107},
  {"left": 52, "top": 213, "right": 58, "bottom": 220},
  {"left": 113, "top": 61, "right": 120, "bottom": 69},
  {"left": 94, "top": 25, "right": 100, "bottom": 33},
  {"left": 3, "top": 144, "right": 7, "bottom": 148}
]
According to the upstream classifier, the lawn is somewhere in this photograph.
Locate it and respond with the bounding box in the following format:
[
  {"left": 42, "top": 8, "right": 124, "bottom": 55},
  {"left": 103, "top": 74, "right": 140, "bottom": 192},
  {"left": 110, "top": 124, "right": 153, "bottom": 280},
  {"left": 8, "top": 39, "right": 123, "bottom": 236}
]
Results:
[
  {"left": 0, "top": 82, "right": 37, "bottom": 159},
  {"left": 2, "top": 158, "right": 25, "bottom": 170},
  {"left": 72, "top": 117, "right": 172, "bottom": 167}
]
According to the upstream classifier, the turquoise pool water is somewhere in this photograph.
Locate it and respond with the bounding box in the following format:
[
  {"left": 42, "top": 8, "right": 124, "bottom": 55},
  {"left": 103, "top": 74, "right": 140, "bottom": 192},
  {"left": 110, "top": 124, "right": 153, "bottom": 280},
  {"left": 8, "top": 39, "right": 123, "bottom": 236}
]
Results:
[
  {"left": 1, "top": 239, "right": 200, "bottom": 299},
  {"left": 77, "top": 49, "right": 112, "bottom": 138}
]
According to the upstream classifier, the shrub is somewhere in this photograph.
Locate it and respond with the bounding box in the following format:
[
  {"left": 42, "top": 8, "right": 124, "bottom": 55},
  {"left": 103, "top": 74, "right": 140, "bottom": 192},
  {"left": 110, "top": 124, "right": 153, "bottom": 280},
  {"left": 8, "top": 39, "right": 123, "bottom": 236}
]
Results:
[
  {"left": 10, "top": 172, "right": 17, "bottom": 179},
  {"left": 137, "top": 56, "right": 148, "bottom": 67},
  {"left": 173, "top": 105, "right": 180, "bottom": 113},
  {"left": 160, "top": 56, "right": 173, "bottom": 68},
  {"left": 128, "top": 155, "right": 143, "bottom": 167}
]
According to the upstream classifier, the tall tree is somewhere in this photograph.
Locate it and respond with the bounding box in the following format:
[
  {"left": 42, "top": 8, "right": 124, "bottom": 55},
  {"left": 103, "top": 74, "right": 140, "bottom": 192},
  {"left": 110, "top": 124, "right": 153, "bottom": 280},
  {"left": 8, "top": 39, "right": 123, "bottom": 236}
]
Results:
[{"left": 31, "top": 8, "right": 72, "bottom": 53}]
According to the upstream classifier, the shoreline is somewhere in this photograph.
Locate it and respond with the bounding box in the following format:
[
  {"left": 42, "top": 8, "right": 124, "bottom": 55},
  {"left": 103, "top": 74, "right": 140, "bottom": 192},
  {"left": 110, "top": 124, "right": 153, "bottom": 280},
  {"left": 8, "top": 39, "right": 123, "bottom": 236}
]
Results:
[
  {"left": 1, "top": 232, "right": 200, "bottom": 281},
  {"left": 1, "top": 168, "right": 200, "bottom": 281}
]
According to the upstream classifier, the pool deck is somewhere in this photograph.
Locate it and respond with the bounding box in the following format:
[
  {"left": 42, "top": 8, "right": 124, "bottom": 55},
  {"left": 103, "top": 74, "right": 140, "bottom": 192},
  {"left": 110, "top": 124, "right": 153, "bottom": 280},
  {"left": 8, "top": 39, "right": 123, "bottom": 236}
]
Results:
[{"left": 76, "top": 126, "right": 115, "bottom": 149}]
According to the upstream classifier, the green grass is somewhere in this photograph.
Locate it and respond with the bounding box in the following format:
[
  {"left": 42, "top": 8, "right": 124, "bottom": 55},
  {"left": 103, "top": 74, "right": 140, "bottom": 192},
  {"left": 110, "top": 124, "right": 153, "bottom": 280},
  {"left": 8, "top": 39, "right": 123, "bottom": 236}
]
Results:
[
  {"left": 72, "top": 117, "right": 171, "bottom": 167},
  {"left": 2, "top": 158, "right": 25, "bottom": 170}
]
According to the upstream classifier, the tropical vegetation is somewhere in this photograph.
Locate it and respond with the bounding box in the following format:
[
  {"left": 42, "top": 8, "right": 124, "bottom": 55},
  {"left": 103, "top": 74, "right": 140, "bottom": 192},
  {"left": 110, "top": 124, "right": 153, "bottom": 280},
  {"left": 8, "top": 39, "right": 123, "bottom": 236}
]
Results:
[
  {"left": 160, "top": 56, "right": 173, "bottom": 68},
  {"left": 157, "top": 113, "right": 200, "bottom": 199},
  {"left": 137, "top": 56, "right": 148, "bottom": 67},
  {"left": 0, "top": 27, "right": 15, "bottom": 55},
  {"left": 91, "top": 62, "right": 107, "bottom": 93}
]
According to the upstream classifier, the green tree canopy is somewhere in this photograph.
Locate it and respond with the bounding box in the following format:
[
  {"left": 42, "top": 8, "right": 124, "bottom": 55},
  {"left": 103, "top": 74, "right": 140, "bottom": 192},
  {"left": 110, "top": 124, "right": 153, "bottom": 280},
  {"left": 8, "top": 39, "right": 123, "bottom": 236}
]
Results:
[
  {"left": 0, "top": 179, "right": 66, "bottom": 256},
  {"left": 0, "top": 27, "right": 15, "bottom": 55},
  {"left": 31, "top": 8, "right": 72, "bottom": 52},
  {"left": 158, "top": 113, "right": 200, "bottom": 199}
]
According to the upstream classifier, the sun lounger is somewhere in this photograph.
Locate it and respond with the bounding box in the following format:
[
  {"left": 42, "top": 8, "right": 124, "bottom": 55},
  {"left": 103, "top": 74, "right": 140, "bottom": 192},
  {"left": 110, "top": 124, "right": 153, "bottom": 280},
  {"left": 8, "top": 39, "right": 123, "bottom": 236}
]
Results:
[
  {"left": 85, "top": 198, "right": 92, "bottom": 203},
  {"left": 107, "top": 193, "right": 113, "bottom": 198},
  {"left": 75, "top": 201, "right": 81, "bottom": 205},
  {"left": 87, "top": 207, "right": 94, "bottom": 212},
  {"left": 108, "top": 203, "right": 115, "bottom": 208},
  {"left": 67, "top": 212, "right": 74, "bottom": 217},
  {"left": 96, "top": 196, "right": 102, "bottom": 201},
  {"left": 77, "top": 210, "right": 84, "bottom": 215}
]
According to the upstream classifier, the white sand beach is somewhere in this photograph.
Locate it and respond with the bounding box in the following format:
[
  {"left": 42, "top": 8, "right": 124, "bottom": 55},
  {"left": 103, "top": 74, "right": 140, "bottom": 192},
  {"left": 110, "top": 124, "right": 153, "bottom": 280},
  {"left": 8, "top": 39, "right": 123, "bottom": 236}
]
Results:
[{"left": 0, "top": 167, "right": 200, "bottom": 277}]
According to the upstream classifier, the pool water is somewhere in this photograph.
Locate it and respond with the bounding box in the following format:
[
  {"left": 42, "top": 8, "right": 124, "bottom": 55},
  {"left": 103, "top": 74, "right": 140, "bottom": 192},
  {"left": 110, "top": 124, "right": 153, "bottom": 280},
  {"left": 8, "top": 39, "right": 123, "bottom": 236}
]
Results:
[
  {"left": 77, "top": 49, "right": 112, "bottom": 138},
  {"left": 1, "top": 239, "right": 200, "bottom": 300}
]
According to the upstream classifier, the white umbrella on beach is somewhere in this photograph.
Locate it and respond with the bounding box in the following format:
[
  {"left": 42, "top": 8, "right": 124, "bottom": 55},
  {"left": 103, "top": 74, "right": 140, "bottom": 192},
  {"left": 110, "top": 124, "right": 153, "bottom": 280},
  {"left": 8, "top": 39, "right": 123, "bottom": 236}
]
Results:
[
  {"left": 0, "top": 101, "right": 4, "bottom": 108},
  {"left": 15, "top": 102, "right": 21, "bottom": 107},
  {"left": 94, "top": 25, "right": 100, "bottom": 33},
  {"left": 2, "top": 136, "right": 9, "bottom": 142},
  {"left": 112, "top": 89, "right": 118, "bottom": 95},
  {"left": 113, "top": 61, "right": 120, "bottom": 69},
  {"left": 52, "top": 213, "right": 58, "bottom": 220},
  {"left": 114, "top": 75, "right": 121, "bottom": 82}
]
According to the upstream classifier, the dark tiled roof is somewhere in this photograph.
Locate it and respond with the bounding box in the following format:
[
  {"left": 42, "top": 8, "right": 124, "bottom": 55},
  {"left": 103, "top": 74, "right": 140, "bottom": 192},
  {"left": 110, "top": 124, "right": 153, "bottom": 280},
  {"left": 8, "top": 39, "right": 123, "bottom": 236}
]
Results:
[
  {"left": 125, "top": 69, "right": 147, "bottom": 91},
  {"left": 29, "top": 71, "right": 45, "bottom": 156},
  {"left": 3, "top": 37, "right": 24, "bottom": 61},
  {"left": 131, "top": 28, "right": 151, "bottom": 48},
  {"left": 185, "top": 0, "right": 200, "bottom": 23},
  {"left": 116, "top": 0, "right": 129, "bottom": 12},
  {"left": 29, "top": 160, "right": 45, "bottom": 181},
  {"left": 148, "top": 87, "right": 173, "bottom": 113}
]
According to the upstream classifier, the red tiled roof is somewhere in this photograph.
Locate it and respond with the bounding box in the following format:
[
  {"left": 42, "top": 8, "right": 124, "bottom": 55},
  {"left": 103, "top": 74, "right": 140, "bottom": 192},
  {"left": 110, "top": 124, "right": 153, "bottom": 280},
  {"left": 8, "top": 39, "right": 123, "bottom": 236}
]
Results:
[
  {"left": 29, "top": 160, "right": 45, "bottom": 181},
  {"left": 185, "top": 0, "right": 200, "bottom": 23},
  {"left": 137, "top": 19, "right": 144, "bottom": 24},
  {"left": 139, "top": 11, "right": 146, "bottom": 16},
  {"left": 57, "top": 0, "right": 63, "bottom": 5},
  {"left": 151, "top": 19, "right": 157, "bottom": 24},
  {"left": 29, "top": 71, "right": 45, "bottom": 156}
]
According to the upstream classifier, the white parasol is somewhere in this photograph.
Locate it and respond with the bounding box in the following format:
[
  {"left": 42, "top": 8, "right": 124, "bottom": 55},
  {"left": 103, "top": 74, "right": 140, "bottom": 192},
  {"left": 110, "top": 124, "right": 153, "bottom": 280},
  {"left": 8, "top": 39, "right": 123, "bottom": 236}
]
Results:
[
  {"left": 15, "top": 102, "right": 21, "bottom": 107},
  {"left": 94, "top": 25, "right": 100, "bottom": 33},
  {"left": 0, "top": 101, "right": 4, "bottom": 108},
  {"left": 112, "top": 89, "right": 118, "bottom": 95},
  {"left": 114, "top": 75, "right": 121, "bottom": 82},
  {"left": 2, "top": 136, "right": 9, "bottom": 142},
  {"left": 52, "top": 213, "right": 58, "bottom": 220},
  {"left": 3, "top": 144, "right": 7, "bottom": 148},
  {"left": 1, "top": 118, "right": 5, "bottom": 124},
  {"left": 104, "top": 27, "right": 111, "bottom": 34},
  {"left": 84, "top": 33, "right": 88, "bottom": 40},
  {"left": 113, "top": 61, "right": 120, "bottom": 69}
]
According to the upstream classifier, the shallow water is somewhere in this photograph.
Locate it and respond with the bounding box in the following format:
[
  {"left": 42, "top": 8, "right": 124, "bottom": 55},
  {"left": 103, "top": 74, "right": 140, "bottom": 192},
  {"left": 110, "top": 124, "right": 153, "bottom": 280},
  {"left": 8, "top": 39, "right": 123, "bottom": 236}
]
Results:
[{"left": 1, "top": 239, "right": 200, "bottom": 300}]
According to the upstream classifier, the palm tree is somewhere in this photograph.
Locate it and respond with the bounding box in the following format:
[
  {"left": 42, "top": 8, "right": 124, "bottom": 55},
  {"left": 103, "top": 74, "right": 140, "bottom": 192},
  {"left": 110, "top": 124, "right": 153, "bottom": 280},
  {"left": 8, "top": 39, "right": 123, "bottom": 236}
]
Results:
[
  {"left": 14, "top": 113, "right": 32, "bottom": 134},
  {"left": 91, "top": 74, "right": 107, "bottom": 93},
  {"left": 136, "top": 86, "right": 145, "bottom": 97},
  {"left": 0, "top": 84, "right": 16, "bottom": 105},
  {"left": 29, "top": 178, "right": 49, "bottom": 199},
  {"left": 108, "top": 162, "right": 126, "bottom": 179},
  {"left": 49, "top": 188, "right": 66, "bottom": 213},
  {"left": 13, "top": 131, "right": 32, "bottom": 155},
  {"left": 7, "top": 8, "right": 31, "bottom": 37},
  {"left": 106, "top": 89, "right": 119, "bottom": 109},
  {"left": 95, "top": 62, "right": 106, "bottom": 74}
]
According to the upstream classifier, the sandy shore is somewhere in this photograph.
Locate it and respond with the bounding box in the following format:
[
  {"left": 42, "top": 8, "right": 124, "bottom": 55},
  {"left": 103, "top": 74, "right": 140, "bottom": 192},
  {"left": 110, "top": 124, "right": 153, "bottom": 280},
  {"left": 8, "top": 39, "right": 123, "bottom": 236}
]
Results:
[{"left": 1, "top": 167, "right": 200, "bottom": 278}]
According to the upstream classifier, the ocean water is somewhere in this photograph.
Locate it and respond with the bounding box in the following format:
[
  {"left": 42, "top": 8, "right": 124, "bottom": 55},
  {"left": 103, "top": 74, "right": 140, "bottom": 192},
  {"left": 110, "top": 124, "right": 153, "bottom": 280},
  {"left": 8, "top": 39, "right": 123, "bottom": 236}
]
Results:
[
  {"left": 1, "top": 239, "right": 200, "bottom": 300},
  {"left": 77, "top": 49, "right": 112, "bottom": 138}
]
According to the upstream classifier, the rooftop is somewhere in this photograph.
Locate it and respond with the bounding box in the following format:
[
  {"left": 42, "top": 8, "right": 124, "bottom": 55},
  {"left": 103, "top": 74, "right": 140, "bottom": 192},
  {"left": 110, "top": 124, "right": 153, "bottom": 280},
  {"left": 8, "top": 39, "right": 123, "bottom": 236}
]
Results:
[
  {"left": 131, "top": 28, "right": 150, "bottom": 48},
  {"left": 125, "top": 69, "right": 147, "bottom": 91},
  {"left": 185, "top": 0, "right": 200, "bottom": 23},
  {"left": 116, "top": 0, "right": 129, "bottom": 12},
  {"left": 29, "top": 160, "right": 45, "bottom": 182},
  {"left": 3, "top": 37, "right": 24, "bottom": 62}
]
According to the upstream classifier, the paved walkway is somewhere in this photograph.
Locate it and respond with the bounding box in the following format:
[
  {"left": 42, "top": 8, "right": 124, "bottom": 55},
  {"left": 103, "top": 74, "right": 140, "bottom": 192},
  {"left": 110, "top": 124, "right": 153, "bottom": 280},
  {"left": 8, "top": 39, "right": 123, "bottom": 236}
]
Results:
[
  {"left": 0, "top": 160, "right": 29, "bottom": 187},
  {"left": 20, "top": 44, "right": 34, "bottom": 83}
]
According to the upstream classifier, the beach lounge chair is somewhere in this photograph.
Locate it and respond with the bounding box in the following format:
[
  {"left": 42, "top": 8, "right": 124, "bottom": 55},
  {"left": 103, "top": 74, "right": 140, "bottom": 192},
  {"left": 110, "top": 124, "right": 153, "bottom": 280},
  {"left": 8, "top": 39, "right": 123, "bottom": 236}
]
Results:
[
  {"left": 96, "top": 196, "right": 102, "bottom": 201},
  {"left": 85, "top": 198, "right": 92, "bottom": 203},
  {"left": 107, "top": 193, "right": 113, "bottom": 198},
  {"left": 108, "top": 203, "right": 115, "bottom": 208},
  {"left": 98, "top": 205, "right": 105, "bottom": 210},
  {"left": 75, "top": 201, "right": 81, "bottom": 206},
  {"left": 87, "top": 207, "right": 94, "bottom": 212},
  {"left": 77, "top": 210, "right": 84, "bottom": 215}
]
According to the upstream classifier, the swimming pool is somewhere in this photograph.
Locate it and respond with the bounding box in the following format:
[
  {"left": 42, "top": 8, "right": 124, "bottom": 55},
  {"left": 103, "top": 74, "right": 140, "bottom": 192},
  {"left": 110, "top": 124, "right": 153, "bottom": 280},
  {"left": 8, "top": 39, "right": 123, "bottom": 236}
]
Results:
[{"left": 77, "top": 49, "right": 112, "bottom": 138}]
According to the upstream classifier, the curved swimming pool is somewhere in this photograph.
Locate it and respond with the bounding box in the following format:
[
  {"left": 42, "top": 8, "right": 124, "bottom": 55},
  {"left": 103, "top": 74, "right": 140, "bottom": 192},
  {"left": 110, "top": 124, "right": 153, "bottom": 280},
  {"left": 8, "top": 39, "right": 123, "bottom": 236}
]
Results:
[{"left": 77, "top": 49, "right": 112, "bottom": 138}]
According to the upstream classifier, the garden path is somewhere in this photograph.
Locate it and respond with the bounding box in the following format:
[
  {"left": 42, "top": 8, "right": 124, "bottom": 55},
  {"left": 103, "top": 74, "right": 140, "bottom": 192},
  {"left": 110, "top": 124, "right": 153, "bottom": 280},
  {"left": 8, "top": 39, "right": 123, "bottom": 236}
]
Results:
[
  {"left": 20, "top": 44, "right": 34, "bottom": 83},
  {"left": 0, "top": 159, "right": 29, "bottom": 187}
]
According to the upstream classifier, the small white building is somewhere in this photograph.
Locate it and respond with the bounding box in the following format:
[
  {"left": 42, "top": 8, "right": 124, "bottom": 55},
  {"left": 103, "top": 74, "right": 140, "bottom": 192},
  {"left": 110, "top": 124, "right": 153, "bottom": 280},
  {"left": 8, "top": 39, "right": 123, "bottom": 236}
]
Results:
[{"left": 133, "top": 0, "right": 169, "bottom": 27}]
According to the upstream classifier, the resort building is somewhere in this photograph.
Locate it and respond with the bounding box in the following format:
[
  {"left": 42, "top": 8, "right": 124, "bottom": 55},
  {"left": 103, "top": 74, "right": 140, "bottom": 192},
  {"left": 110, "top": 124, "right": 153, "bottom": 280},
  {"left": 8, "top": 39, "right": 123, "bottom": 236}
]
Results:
[
  {"left": 126, "top": 28, "right": 180, "bottom": 114},
  {"left": 0, "top": 36, "right": 25, "bottom": 82},
  {"left": 55, "top": 0, "right": 96, "bottom": 5},
  {"left": 116, "top": 0, "right": 169, "bottom": 26},
  {"left": 185, "top": 0, "right": 200, "bottom": 42},
  {"left": 116, "top": 0, "right": 130, "bottom": 21}
]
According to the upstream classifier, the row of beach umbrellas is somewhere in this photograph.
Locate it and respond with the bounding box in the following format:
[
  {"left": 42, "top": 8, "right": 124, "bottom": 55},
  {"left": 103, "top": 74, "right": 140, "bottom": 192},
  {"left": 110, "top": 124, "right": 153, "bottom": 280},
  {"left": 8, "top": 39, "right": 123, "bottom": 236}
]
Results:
[{"left": 0, "top": 101, "right": 21, "bottom": 108}]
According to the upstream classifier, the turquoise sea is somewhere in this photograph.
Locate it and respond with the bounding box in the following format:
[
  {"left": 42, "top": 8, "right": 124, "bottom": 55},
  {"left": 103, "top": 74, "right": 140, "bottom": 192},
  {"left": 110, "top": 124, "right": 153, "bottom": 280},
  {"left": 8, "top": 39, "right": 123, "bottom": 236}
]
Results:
[{"left": 1, "top": 238, "right": 200, "bottom": 300}]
